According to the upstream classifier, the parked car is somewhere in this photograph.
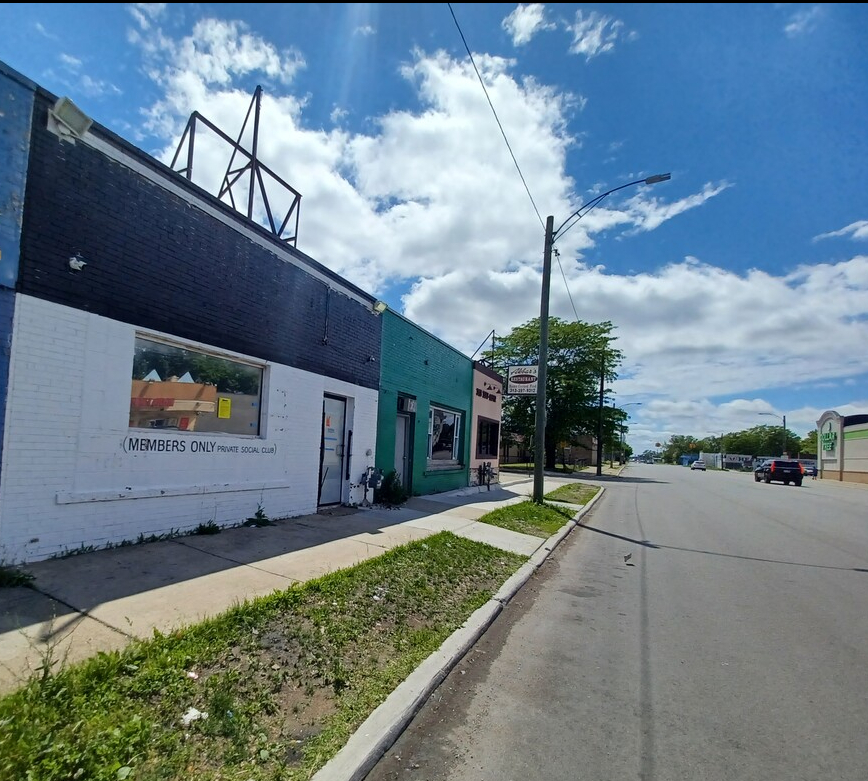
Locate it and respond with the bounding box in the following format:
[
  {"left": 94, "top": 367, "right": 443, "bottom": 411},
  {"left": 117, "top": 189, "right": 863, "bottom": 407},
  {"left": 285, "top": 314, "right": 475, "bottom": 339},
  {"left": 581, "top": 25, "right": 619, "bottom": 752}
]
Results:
[
  {"left": 690, "top": 460, "right": 706, "bottom": 470},
  {"left": 754, "top": 459, "right": 804, "bottom": 486}
]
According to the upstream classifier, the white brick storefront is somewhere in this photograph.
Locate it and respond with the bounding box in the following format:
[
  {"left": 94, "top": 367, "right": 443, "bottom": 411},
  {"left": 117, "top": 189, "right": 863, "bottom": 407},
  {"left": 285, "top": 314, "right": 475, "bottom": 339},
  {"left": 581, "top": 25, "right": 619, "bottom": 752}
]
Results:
[{"left": 0, "top": 295, "right": 378, "bottom": 563}]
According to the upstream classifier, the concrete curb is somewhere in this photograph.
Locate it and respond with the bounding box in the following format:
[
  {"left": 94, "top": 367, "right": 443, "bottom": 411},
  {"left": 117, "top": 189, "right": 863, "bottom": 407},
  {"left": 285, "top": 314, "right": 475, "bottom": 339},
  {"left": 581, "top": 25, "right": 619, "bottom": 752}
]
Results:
[
  {"left": 311, "top": 599, "right": 504, "bottom": 781},
  {"left": 311, "top": 485, "right": 606, "bottom": 781}
]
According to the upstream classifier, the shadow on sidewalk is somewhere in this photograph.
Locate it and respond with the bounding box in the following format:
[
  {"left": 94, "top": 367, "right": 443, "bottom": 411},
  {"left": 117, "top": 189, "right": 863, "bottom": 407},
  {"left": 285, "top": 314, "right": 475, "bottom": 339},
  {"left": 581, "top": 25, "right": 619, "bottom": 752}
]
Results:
[{"left": 0, "top": 482, "right": 531, "bottom": 683}]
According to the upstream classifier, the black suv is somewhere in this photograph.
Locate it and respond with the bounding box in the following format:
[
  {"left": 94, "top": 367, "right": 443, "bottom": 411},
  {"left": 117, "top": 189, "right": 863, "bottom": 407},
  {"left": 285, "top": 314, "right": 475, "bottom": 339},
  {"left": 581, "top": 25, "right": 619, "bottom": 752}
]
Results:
[{"left": 754, "top": 459, "right": 804, "bottom": 486}]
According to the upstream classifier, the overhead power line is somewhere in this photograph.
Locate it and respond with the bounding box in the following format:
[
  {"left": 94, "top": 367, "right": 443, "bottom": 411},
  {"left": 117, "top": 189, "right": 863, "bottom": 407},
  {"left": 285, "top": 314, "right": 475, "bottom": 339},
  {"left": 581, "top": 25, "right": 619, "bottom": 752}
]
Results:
[{"left": 447, "top": 3, "right": 544, "bottom": 230}]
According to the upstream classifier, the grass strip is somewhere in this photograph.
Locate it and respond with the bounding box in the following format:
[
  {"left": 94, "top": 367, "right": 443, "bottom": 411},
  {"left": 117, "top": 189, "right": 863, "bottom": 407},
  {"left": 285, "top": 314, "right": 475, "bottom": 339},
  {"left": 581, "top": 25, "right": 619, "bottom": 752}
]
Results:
[
  {"left": 477, "top": 485, "right": 599, "bottom": 538},
  {"left": 0, "top": 532, "right": 526, "bottom": 781}
]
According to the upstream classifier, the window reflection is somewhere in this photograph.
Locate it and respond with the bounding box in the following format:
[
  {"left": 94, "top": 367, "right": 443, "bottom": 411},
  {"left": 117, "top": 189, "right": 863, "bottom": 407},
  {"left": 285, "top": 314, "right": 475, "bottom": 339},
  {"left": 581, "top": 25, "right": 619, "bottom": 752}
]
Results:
[
  {"left": 429, "top": 406, "right": 461, "bottom": 462},
  {"left": 130, "top": 337, "right": 263, "bottom": 436}
]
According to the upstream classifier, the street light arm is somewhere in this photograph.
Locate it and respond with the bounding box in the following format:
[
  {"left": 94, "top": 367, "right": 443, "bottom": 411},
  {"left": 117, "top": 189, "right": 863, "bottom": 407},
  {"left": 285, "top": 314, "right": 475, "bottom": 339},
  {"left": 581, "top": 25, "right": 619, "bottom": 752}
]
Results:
[
  {"left": 553, "top": 173, "right": 671, "bottom": 243},
  {"left": 533, "top": 172, "right": 669, "bottom": 500},
  {"left": 758, "top": 411, "right": 788, "bottom": 455}
]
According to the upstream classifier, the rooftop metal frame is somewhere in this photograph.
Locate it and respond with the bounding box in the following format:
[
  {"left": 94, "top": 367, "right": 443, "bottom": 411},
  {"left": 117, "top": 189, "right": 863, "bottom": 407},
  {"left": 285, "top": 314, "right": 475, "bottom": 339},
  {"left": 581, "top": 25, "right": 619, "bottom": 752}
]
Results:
[{"left": 170, "top": 85, "right": 301, "bottom": 247}]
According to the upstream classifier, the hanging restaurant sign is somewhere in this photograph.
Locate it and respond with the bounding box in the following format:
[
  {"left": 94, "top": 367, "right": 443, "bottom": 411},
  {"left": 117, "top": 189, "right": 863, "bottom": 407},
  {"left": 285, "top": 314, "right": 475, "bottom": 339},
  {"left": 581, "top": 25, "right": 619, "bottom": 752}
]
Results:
[{"left": 506, "top": 365, "right": 539, "bottom": 396}]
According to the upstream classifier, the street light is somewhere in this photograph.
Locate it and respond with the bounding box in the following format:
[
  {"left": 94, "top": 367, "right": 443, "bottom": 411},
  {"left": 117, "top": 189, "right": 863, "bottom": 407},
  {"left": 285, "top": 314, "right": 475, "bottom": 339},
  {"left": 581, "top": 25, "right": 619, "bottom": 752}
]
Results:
[
  {"left": 532, "top": 174, "right": 671, "bottom": 502},
  {"left": 758, "top": 411, "right": 787, "bottom": 455},
  {"left": 596, "top": 354, "right": 606, "bottom": 475}
]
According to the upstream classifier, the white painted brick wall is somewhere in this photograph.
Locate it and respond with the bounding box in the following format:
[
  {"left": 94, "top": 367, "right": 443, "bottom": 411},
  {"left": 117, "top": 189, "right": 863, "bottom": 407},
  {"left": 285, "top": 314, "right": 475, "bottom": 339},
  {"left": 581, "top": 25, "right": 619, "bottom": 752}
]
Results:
[{"left": 0, "top": 295, "right": 379, "bottom": 564}]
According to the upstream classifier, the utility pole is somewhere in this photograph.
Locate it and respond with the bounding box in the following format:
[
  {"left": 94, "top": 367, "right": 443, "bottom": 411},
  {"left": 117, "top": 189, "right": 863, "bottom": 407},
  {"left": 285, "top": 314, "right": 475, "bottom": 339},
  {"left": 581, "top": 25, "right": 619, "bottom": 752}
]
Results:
[
  {"left": 596, "top": 354, "right": 605, "bottom": 476},
  {"left": 782, "top": 414, "right": 787, "bottom": 456},
  {"left": 533, "top": 174, "right": 670, "bottom": 499},
  {"left": 532, "top": 215, "right": 554, "bottom": 503}
]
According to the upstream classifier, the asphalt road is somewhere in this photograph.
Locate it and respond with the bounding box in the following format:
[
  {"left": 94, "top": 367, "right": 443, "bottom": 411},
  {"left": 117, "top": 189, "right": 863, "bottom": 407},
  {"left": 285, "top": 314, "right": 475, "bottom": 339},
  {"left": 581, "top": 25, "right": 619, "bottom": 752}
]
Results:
[{"left": 363, "top": 464, "right": 868, "bottom": 781}]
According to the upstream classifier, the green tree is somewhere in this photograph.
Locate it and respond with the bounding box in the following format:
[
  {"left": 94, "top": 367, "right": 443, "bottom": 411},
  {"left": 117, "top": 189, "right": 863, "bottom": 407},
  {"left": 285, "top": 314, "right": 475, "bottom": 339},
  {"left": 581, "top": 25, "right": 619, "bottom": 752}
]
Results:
[
  {"left": 799, "top": 429, "right": 818, "bottom": 457},
  {"left": 486, "top": 318, "right": 622, "bottom": 470},
  {"left": 662, "top": 434, "right": 701, "bottom": 463},
  {"left": 664, "top": 424, "right": 810, "bottom": 461}
]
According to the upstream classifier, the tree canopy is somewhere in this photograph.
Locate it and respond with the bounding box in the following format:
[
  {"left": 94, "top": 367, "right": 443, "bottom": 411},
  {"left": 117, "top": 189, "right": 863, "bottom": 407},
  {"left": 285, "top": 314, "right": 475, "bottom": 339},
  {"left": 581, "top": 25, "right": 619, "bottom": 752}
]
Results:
[
  {"left": 659, "top": 424, "right": 816, "bottom": 463},
  {"left": 485, "top": 317, "right": 623, "bottom": 469}
]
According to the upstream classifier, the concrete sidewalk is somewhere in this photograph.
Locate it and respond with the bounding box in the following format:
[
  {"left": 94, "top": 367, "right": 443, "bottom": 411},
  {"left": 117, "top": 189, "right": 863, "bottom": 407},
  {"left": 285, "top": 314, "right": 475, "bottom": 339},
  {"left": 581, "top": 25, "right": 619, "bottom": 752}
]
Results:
[{"left": 0, "top": 467, "right": 613, "bottom": 772}]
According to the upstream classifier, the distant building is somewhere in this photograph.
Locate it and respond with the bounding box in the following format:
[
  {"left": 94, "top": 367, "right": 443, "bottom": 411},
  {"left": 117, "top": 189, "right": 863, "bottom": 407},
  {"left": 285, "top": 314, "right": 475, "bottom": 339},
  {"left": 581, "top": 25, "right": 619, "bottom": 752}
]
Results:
[
  {"left": 722, "top": 453, "right": 753, "bottom": 471},
  {"left": 469, "top": 362, "right": 503, "bottom": 486},
  {"left": 816, "top": 410, "right": 868, "bottom": 484}
]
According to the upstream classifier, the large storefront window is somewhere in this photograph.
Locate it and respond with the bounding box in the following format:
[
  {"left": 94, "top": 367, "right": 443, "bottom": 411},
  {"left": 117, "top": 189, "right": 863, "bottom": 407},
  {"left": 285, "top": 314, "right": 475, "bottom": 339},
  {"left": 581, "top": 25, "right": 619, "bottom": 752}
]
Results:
[
  {"left": 130, "top": 337, "right": 263, "bottom": 436},
  {"left": 476, "top": 418, "right": 499, "bottom": 458},
  {"left": 428, "top": 405, "right": 462, "bottom": 463}
]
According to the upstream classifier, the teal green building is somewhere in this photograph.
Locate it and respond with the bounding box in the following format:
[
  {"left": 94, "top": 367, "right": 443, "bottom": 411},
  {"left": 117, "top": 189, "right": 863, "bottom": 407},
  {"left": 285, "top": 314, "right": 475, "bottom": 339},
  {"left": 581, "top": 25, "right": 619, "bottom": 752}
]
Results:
[{"left": 375, "top": 310, "right": 473, "bottom": 496}]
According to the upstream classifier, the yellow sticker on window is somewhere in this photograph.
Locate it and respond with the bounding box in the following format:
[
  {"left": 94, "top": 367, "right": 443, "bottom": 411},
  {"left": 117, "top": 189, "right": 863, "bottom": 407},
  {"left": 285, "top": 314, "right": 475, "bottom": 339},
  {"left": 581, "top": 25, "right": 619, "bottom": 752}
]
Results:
[{"left": 218, "top": 397, "right": 232, "bottom": 419}]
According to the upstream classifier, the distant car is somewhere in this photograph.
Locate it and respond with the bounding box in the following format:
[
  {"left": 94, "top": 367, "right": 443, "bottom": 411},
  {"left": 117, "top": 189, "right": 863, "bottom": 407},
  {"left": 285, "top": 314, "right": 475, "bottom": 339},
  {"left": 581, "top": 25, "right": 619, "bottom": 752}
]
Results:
[
  {"left": 754, "top": 459, "right": 804, "bottom": 486},
  {"left": 690, "top": 460, "right": 706, "bottom": 470}
]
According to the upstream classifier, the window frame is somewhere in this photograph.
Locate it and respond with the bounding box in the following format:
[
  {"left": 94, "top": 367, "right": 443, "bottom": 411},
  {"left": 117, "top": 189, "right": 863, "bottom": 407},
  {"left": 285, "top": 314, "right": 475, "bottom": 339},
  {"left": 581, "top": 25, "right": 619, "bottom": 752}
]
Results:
[
  {"left": 427, "top": 404, "right": 463, "bottom": 465},
  {"left": 130, "top": 334, "right": 265, "bottom": 437}
]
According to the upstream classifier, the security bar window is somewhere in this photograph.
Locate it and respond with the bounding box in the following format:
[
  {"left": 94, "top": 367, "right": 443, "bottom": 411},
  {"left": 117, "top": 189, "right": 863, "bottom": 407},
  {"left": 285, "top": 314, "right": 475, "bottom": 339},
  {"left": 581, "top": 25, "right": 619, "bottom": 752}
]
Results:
[{"left": 130, "top": 337, "right": 263, "bottom": 436}]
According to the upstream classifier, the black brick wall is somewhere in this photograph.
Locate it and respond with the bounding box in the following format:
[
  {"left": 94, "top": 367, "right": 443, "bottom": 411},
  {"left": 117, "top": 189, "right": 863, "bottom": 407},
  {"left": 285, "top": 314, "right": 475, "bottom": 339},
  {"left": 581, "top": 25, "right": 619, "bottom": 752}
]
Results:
[
  {"left": 19, "top": 95, "right": 381, "bottom": 389},
  {"left": 0, "top": 287, "right": 13, "bottom": 465}
]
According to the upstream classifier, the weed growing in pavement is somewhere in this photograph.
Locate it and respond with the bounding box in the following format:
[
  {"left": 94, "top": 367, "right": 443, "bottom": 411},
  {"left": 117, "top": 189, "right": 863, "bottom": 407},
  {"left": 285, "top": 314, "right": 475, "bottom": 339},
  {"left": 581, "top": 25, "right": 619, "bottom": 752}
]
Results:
[
  {"left": 0, "top": 531, "right": 526, "bottom": 781},
  {"left": 0, "top": 565, "right": 34, "bottom": 588},
  {"left": 30, "top": 615, "right": 74, "bottom": 685},
  {"left": 194, "top": 521, "right": 221, "bottom": 535},
  {"left": 244, "top": 503, "right": 273, "bottom": 527},
  {"left": 49, "top": 528, "right": 183, "bottom": 560},
  {"left": 136, "top": 529, "right": 181, "bottom": 545}
]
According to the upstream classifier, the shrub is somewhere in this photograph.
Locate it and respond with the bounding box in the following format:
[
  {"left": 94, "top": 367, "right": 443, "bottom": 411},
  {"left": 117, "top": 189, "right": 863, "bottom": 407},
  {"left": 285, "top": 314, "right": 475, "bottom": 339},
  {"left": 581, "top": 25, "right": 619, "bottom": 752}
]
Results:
[{"left": 375, "top": 469, "right": 408, "bottom": 507}]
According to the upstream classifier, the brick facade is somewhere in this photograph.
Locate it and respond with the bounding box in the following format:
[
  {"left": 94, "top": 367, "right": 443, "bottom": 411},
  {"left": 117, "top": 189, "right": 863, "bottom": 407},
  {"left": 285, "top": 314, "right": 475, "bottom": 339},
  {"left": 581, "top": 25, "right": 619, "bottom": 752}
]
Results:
[
  {"left": 20, "top": 92, "right": 380, "bottom": 390},
  {"left": 0, "top": 64, "right": 35, "bottom": 473},
  {"left": 469, "top": 362, "right": 503, "bottom": 485},
  {"left": 0, "top": 62, "right": 382, "bottom": 563},
  {"left": 376, "top": 310, "right": 472, "bottom": 496}
]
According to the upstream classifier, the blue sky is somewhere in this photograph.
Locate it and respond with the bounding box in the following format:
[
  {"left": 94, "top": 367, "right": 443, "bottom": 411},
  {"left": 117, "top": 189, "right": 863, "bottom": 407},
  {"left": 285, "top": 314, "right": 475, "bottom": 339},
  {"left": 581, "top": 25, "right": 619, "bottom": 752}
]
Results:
[{"left": 2, "top": 3, "right": 867, "bottom": 454}]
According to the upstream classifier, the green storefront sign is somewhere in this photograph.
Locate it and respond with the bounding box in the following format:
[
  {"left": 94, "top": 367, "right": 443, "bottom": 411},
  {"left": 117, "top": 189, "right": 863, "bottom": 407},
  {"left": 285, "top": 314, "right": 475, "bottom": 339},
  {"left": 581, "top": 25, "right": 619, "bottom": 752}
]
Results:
[{"left": 821, "top": 431, "right": 837, "bottom": 451}]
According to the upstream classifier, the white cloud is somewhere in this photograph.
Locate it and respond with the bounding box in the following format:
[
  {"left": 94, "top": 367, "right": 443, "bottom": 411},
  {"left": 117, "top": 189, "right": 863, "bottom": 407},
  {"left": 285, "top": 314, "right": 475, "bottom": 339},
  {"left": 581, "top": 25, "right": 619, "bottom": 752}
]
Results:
[
  {"left": 814, "top": 220, "right": 868, "bottom": 242},
  {"left": 128, "top": 14, "right": 306, "bottom": 141},
  {"left": 565, "top": 10, "right": 626, "bottom": 60},
  {"left": 122, "top": 9, "right": 867, "bottom": 454},
  {"left": 629, "top": 397, "right": 845, "bottom": 451},
  {"left": 78, "top": 74, "right": 123, "bottom": 99},
  {"left": 621, "top": 180, "right": 732, "bottom": 232},
  {"left": 52, "top": 49, "right": 121, "bottom": 99},
  {"left": 784, "top": 5, "right": 824, "bottom": 38},
  {"left": 611, "top": 257, "right": 868, "bottom": 396},
  {"left": 35, "top": 21, "right": 56, "bottom": 40},
  {"left": 330, "top": 105, "right": 349, "bottom": 125},
  {"left": 59, "top": 53, "right": 82, "bottom": 68},
  {"left": 129, "top": 3, "right": 167, "bottom": 31},
  {"left": 502, "top": 4, "right": 555, "bottom": 46}
]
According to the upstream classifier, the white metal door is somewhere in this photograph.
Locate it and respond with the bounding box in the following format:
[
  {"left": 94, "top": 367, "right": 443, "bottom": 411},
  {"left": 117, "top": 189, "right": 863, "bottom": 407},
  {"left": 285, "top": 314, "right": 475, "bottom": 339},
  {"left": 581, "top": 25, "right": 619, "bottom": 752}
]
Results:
[{"left": 319, "top": 396, "right": 346, "bottom": 505}]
